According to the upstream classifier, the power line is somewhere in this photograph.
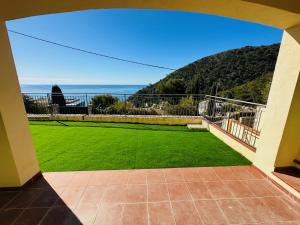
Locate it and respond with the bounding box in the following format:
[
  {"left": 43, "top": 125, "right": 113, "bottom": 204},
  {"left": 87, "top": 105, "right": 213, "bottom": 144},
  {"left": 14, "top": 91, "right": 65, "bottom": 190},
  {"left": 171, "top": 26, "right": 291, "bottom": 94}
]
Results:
[{"left": 8, "top": 29, "right": 176, "bottom": 71}]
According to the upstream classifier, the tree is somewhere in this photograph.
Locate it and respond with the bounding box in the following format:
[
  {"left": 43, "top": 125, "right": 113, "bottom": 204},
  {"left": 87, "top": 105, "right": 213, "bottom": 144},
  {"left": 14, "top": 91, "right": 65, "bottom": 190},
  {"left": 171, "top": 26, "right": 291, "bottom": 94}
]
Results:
[
  {"left": 130, "top": 44, "right": 279, "bottom": 103},
  {"left": 157, "top": 78, "right": 185, "bottom": 94},
  {"left": 186, "top": 74, "right": 205, "bottom": 94},
  {"left": 51, "top": 85, "right": 66, "bottom": 106}
]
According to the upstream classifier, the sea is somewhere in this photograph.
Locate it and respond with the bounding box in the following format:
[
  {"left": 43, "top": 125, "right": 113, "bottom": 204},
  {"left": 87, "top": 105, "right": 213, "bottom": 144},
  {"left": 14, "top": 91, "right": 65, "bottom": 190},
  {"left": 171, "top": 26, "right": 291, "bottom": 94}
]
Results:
[{"left": 21, "top": 84, "right": 146, "bottom": 95}]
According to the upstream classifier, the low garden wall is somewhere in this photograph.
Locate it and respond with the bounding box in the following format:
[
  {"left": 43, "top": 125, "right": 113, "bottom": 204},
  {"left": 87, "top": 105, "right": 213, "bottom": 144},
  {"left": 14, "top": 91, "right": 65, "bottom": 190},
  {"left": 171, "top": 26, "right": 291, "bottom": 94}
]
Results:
[
  {"left": 28, "top": 114, "right": 202, "bottom": 125},
  {"left": 202, "top": 119, "right": 256, "bottom": 162}
]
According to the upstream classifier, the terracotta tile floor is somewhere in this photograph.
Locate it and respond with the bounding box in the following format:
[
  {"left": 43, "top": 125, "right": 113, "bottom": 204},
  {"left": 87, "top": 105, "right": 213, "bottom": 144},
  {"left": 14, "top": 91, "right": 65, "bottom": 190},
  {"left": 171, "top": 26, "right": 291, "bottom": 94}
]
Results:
[{"left": 0, "top": 166, "right": 300, "bottom": 225}]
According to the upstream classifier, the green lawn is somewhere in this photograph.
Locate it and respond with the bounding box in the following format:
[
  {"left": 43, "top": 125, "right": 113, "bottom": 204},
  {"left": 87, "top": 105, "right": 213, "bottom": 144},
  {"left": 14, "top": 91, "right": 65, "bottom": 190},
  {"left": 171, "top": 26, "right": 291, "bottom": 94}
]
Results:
[{"left": 30, "top": 121, "right": 251, "bottom": 172}]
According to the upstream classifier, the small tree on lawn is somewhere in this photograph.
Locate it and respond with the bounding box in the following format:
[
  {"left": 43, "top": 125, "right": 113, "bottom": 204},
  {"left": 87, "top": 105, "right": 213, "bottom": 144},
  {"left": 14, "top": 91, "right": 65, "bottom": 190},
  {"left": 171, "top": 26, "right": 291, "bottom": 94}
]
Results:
[{"left": 51, "top": 85, "right": 66, "bottom": 106}]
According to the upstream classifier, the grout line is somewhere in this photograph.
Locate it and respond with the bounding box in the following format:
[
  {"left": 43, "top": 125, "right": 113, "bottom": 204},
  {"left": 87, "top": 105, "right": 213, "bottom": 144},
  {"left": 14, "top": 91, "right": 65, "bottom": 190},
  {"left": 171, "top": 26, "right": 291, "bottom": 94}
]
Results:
[
  {"left": 91, "top": 185, "right": 107, "bottom": 225},
  {"left": 184, "top": 182, "right": 205, "bottom": 225},
  {"left": 10, "top": 208, "right": 26, "bottom": 225},
  {"left": 215, "top": 199, "right": 230, "bottom": 225},
  {"left": 119, "top": 204, "right": 125, "bottom": 225},
  {"left": 38, "top": 204, "right": 55, "bottom": 225},
  {"left": 74, "top": 184, "right": 89, "bottom": 209},
  {"left": 146, "top": 171, "right": 150, "bottom": 225},
  {"left": 1, "top": 191, "right": 23, "bottom": 210},
  {"left": 164, "top": 170, "right": 177, "bottom": 225},
  {"left": 3, "top": 195, "right": 294, "bottom": 210}
]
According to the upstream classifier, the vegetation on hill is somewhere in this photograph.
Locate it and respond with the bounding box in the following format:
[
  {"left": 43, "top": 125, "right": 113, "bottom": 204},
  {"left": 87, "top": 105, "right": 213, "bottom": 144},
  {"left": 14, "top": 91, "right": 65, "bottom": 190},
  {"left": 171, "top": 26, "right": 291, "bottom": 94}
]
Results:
[
  {"left": 130, "top": 44, "right": 279, "bottom": 104},
  {"left": 219, "top": 72, "right": 273, "bottom": 104}
]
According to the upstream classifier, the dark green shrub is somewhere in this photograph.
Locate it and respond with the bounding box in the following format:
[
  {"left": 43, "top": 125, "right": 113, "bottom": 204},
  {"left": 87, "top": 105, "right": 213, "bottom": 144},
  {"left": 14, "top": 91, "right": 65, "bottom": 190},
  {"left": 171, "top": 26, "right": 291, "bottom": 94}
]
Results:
[
  {"left": 51, "top": 85, "right": 66, "bottom": 106},
  {"left": 94, "top": 105, "right": 158, "bottom": 115}
]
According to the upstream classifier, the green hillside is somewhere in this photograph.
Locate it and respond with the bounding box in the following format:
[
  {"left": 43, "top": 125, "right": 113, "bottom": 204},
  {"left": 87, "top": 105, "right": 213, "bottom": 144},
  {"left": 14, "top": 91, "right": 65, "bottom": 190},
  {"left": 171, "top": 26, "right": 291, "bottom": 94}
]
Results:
[
  {"left": 131, "top": 44, "right": 279, "bottom": 104},
  {"left": 219, "top": 72, "right": 273, "bottom": 104}
]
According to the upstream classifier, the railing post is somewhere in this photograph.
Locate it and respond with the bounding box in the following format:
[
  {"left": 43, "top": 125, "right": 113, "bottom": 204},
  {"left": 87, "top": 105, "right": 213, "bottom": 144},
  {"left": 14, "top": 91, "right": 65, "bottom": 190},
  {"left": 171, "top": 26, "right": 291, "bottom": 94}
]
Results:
[
  {"left": 124, "top": 94, "right": 127, "bottom": 115},
  {"left": 85, "top": 93, "right": 88, "bottom": 115},
  {"left": 47, "top": 93, "right": 53, "bottom": 116}
]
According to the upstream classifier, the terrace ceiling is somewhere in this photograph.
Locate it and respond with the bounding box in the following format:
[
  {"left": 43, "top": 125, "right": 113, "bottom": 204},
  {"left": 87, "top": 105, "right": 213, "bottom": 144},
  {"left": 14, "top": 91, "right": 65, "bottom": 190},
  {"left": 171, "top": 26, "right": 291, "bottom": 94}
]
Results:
[{"left": 1, "top": 0, "right": 300, "bottom": 29}]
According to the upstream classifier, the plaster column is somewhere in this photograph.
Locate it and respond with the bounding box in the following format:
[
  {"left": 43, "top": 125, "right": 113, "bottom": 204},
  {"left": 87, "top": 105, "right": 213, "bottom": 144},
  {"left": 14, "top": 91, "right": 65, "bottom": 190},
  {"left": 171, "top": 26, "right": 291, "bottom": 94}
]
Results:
[
  {"left": 254, "top": 25, "right": 300, "bottom": 172},
  {"left": 0, "top": 21, "right": 40, "bottom": 187}
]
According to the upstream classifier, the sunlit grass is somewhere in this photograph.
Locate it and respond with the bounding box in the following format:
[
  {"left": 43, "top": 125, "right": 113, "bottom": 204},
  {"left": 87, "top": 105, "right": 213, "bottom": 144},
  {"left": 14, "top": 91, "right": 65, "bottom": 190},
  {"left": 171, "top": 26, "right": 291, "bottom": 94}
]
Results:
[{"left": 30, "top": 121, "right": 251, "bottom": 172}]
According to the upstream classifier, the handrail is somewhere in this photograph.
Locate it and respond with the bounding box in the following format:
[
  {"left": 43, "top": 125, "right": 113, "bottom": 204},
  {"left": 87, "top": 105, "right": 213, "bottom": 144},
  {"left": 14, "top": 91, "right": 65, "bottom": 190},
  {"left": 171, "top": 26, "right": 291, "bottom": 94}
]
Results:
[
  {"left": 205, "top": 95, "right": 266, "bottom": 107},
  {"left": 23, "top": 92, "right": 205, "bottom": 96}
]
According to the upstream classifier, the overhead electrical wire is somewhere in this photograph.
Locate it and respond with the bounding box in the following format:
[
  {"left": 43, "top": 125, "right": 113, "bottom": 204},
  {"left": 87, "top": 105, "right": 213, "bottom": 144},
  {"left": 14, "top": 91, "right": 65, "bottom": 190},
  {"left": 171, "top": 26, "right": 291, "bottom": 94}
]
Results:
[{"left": 8, "top": 29, "right": 176, "bottom": 71}]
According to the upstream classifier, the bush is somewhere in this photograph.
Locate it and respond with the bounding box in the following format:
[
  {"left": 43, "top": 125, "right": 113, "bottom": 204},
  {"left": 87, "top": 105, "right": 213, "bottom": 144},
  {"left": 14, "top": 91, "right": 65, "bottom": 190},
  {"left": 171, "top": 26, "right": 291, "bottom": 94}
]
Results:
[
  {"left": 93, "top": 103, "right": 159, "bottom": 115},
  {"left": 23, "top": 94, "right": 49, "bottom": 114},
  {"left": 163, "top": 96, "right": 198, "bottom": 116},
  {"left": 91, "top": 95, "right": 118, "bottom": 110},
  {"left": 179, "top": 96, "right": 195, "bottom": 107},
  {"left": 164, "top": 104, "right": 198, "bottom": 116}
]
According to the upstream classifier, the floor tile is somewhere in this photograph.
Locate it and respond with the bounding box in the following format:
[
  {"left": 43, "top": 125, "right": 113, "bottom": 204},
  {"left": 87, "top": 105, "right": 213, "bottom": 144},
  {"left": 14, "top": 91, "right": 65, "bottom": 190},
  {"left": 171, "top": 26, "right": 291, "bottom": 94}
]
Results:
[
  {"left": 40, "top": 206, "right": 82, "bottom": 225},
  {"left": 0, "top": 209, "right": 23, "bottom": 225},
  {"left": 42, "top": 172, "right": 57, "bottom": 183},
  {"left": 107, "top": 170, "right": 129, "bottom": 185},
  {"left": 49, "top": 172, "right": 75, "bottom": 188},
  {"left": 13, "top": 207, "right": 48, "bottom": 225},
  {"left": 230, "top": 166, "right": 257, "bottom": 180},
  {"left": 30, "top": 189, "right": 60, "bottom": 207},
  {"left": 238, "top": 197, "right": 274, "bottom": 223},
  {"left": 217, "top": 199, "right": 255, "bottom": 224},
  {"left": 275, "top": 222, "right": 300, "bottom": 225},
  {"left": 171, "top": 201, "right": 203, "bottom": 225},
  {"left": 148, "top": 183, "right": 169, "bottom": 202},
  {"left": 246, "top": 180, "right": 282, "bottom": 197},
  {"left": 205, "top": 181, "right": 233, "bottom": 199},
  {"left": 69, "top": 171, "right": 93, "bottom": 187},
  {"left": 147, "top": 169, "right": 165, "bottom": 184},
  {"left": 0, "top": 166, "right": 299, "bottom": 225},
  {"left": 74, "top": 203, "right": 98, "bottom": 225},
  {"left": 224, "top": 180, "right": 254, "bottom": 197},
  {"left": 164, "top": 169, "right": 184, "bottom": 183},
  {"left": 186, "top": 182, "right": 212, "bottom": 200},
  {"left": 126, "top": 184, "right": 147, "bottom": 203},
  {"left": 197, "top": 167, "right": 219, "bottom": 181},
  {"left": 181, "top": 168, "right": 201, "bottom": 182},
  {"left": 0, "top": 191, "right": 20, "bottom": 209},
  {"left": 167, "top": 183, "right": 191, "bottom": 201},
  {"left": 148, "top": 202, "right": 175, "bottom": 225},
  {"left": 88, "top": 171, "right": 111, "bottom": 186},
  {"left": 247, "top": 166, "right": 265, "bottom": 179},
  {"left": 94, "top": 203, "right": 123, "bottom": 225},
  {"left": 24, "top": 177, "right": 51, "bottom": 190},
  {"left": 213, "top": 167, "right": 238, "bottom": 180},
  {"left": 128, "top": 170, "right": 147, "bottom": 184},
  {"left": 5, "top": 189, "right": 42, "bottom": 209},
  {"left": 260, "top": 196, "right": 300, "bottom": 221},
  {"left": 122, "top": 203, "right": 148, "bottom": 225},
  {"left": 194, "top": 199, "right": 228, "bottom": 225},
  {"left": 281, "top": 195, "right": 300, "bottom": 213},
  {"left": 55, "top": 187, "right": 85, "bottom": 209},
  {"left": 102, "top": 185, "right": 127, "bottom": 203},
  {"left": 77, "top": 186, "right": 105, "bottom": 207}
]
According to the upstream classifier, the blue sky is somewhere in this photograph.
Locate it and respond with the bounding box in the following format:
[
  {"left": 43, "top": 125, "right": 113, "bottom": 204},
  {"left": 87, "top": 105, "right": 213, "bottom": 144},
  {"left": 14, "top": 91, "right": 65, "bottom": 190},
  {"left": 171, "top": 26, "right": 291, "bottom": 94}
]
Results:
[{"left": 7, "top": 9, "right": 283, "bottom": 85}]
